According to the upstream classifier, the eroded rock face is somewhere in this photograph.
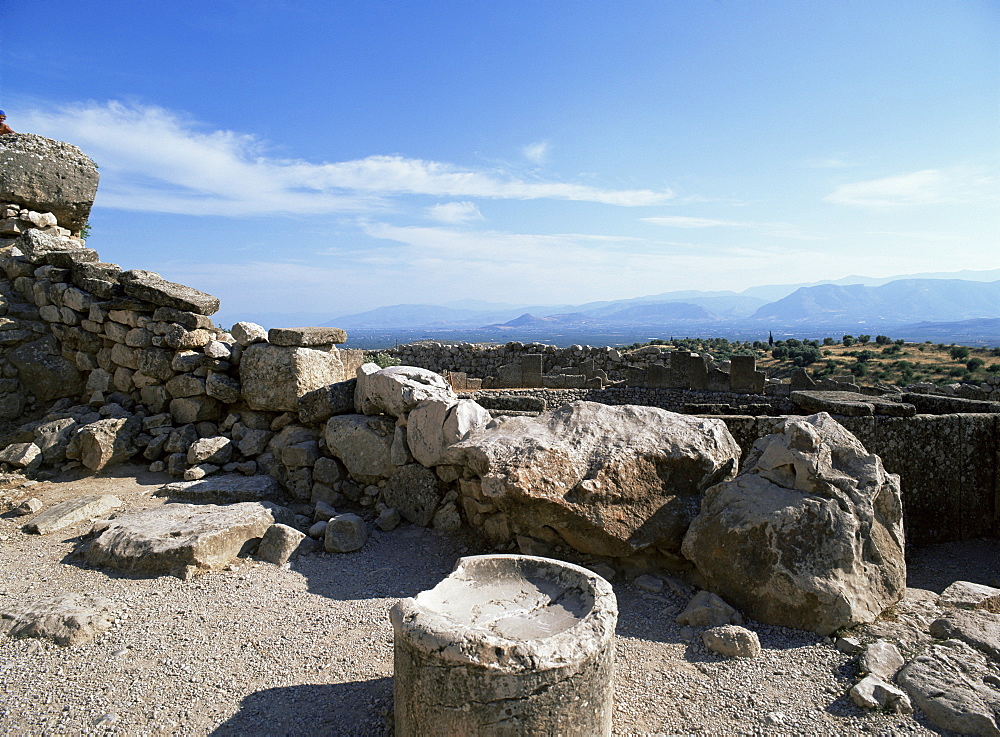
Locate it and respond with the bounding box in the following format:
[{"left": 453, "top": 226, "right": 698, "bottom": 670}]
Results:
[
  {"left": 0, "top": 133, "right": 99, "bottom": 233},
  {"left": 354, "top": 364, "right": 455, "bottom": 417},
  {"left": 10, "top": 336, "right": 84, "bottom": 402},
  {"left": 407, "top": 398, "right": 491, "bottom": 468},
  {"left": 444, "top": 401, "right": 741, "bottom": 559},
  {"left": 70, "top": 417, "right": 141, "bottom": 472},
  {"left": 1, "top": 593, "right": 115, "bottom": 646},
  {"left": 85, "top": 502, "right": 275, "bottom": 574},
  {"left": 681, "top": 412, "right": 906, "bottom": 635},
  {"left": 324, "top": 414, "right": 395, "bottom": 483}
]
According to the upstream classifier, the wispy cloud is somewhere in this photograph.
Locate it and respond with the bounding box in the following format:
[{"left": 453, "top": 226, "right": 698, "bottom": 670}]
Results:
[
  {"left": 19, "top": 101, "right": 672, "bottom": 216},
  {"left": 825, "top": 168, "right": 998, "bottom": 208},
  {"left": 522, "top": 141, "right": 549, "bottom": 164},
  {"left": 641, "top": 215, "right": 816, "bottom": 239},
  {"left": 427, "top": 201, "right": 484, "bottom": 224}
]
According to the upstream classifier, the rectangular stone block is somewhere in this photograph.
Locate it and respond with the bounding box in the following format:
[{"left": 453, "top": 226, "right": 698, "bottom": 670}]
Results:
[
  {"left": 521, "top": 354, "right": 543, "bottom": 388},
  {"left": 268, "top": 327, "right": 347, "bottom": 347},
  {"left": 707, "top": 367, "right": 730, "bottom": 393},
  {"left": 669, "top": 351, "right": 692, "bottom": 388},
  {"left": 959, "top": 413, "right": 998, "bottom": 540},
  {"left": 240, "top": 343, "right": 348, "bottom": 412},
  {"left": 120, "top": 269, "right": 220, "bottom": 316},
  {"left": 689, "top": 355, "right": 709, "bottom": 391},
  {"left": 496, "top": 363, "right": 522, "bottom": 389},
  {"left": 729, "top": 354, "right": 757, "bottom": 393}
]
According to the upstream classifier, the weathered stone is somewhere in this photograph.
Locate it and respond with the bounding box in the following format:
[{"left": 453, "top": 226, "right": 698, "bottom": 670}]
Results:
[
  {"left": 231, "top": 321, "right": 267, "bottom": 347},
  {"left": 324, "top": 513, "right": 368, "bottom": 553},
  {"left": 940, "top": 581, "right": 1000, "bottom": 613},
  {"left": 859, "top": 639, "right": 906, "bottom": 680},
  {"left": 166, "top": 374, "right": 205, "bottom": 398},
  {"left": 0, "top": 133, "right": 99, "bottom": 232},
  {"left": 268, "top": 326, "right": 346, "bottom": 346},
  {"left": 280, "top": 440, "right": 320, "bottom": 468},
  {"left": 0, "top": 442, "right": 41, "bottom": 470},
  {"left": 187, "top": 436, "right": 233, "bottom": 466},
  {"left": 205, "top": 372, "right": 240, "bottom": 403},
  {"left": 702, "top": 625, "right": 761, "bottom": 658},
  {"left": 682, "top": 412, "right": 906, "bottom": 635},
  {"left": 676, "top": 590, "right": 743, "bottom": 628},
  {"left": 72, "top": 417, "right": 141, "bottom": 471},
  {"left": 85, "top": 502, "right": 275, "bottom": 574},
  {"left": 119, "top": 269, "right": 219, "bottom": 315},
  {"left": 257, "top": 523, "right": 306, "bottom": 565},
  {"left": 391, "top": 555, "right": 617, "bottom": 736},
  {"left": 136, "top": 347, "right": 174, "bottom": 381},
  {"left": 1, "top": 593, "right": 114, "bottom": 646},
  {"left": 312, "top": 457, "right": 345, "bottom": 487},
  {"left": 236, "top": 427, "right": 272, "bottom": 457},
  {"left": 12, "top": 497, "right": 43, "bottom": 516},
  {"left": 382, "top": 464, "right": 444, "bottom": 527},
  {"left": 10, "top": 336, "right": 83, "bottom": 401},
  {"left": 897, "top": 639, "right": 1000, "bottom": 735},
  {"left": 407, "top": 398, "right": 491, "bottom": 469},
  {"left": 930, "top": 609, "right": 1000, "bottom": 661},
  {"left": 324, "top": 414, "right": 395, "bottom": 482},
  {"left": 240, "top": 343, "right": 347, "bottom": 412},
  {"left": 163, "top": 325, "right": 214, "bottom": 350},
  {"left": 169, "top": 397, "right": 222, "bottom": 425},
  {"left": 376, "top": 507, "right": 401, "bottom": 531},
  {"left": 156, "top": 475, "right": 282, "bottom": 503},
  {"left": 791, "top": 390, "right": 915, "bottom": 417},
  {"left": 444, "top": 401, "right": 740, "bottom": 559},
  {"left": 850, "top": 674, "right": 913, "bottom": 714},
  {"left": 152, "top": 306, "right": 214, "bottom": 330},
  {"left": 297, "top": 378, "right": 356, "bottom": 424},
  {"left": 25, "top": 494, "right": 124, "bottom": 535},
  {"left": 355, "top": 364, "right": 456, "bottom": 418}
]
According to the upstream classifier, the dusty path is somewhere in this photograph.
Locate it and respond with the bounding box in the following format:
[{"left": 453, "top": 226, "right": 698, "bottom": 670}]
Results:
[{"left": 0, "top": 466, "right": 994, "bottom": 735}]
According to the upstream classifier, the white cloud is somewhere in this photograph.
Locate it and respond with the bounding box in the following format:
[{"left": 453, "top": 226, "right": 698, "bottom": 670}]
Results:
[
  {"left": 825, "top": 168, "right": 998, "bottom": 208},
  {"left": 522, "top": 141, "right": 549, "bottom": 164},
  {"left": 427, "top": 201, "right": 484, "bottom": 224},
  {"left": 19, "top": 101, "right": 672, "bottom": 216}
]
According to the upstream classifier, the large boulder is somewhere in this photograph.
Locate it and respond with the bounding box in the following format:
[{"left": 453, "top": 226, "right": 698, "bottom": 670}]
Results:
[
  {"left": 85, "top": 502, "right": 276, "bottom": 574},
  {"left": 681, "top": 412, "right": 906, "bottom": 635},
  {"left": 0, "top": 133, "right": 99, "bottom": 233},
  {"left": 119, "top": 269, "right": 220, "bottom": 316},
  {"left": 443, "top": 401, "right": 741, "bottom": 559},
  {"left": 354, "top": 364, "right": 455, "bottom": 417},
  {"left": 240, "top": 343, "right": 347, "bottom": 412},
  {"left": 9, "top": 336, "right": 84, "bottom": 401}
]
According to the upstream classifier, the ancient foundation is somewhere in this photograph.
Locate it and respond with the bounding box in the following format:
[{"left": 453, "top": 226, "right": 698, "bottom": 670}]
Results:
[{"left": 390, "top": 554, "right": 618, "bottom": 736}]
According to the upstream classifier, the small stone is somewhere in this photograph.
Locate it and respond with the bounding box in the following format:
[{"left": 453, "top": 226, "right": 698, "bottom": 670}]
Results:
[
  {"left": 376, "top": 507, "right": 401, "bottom": 531},
  {"left": 256, "top": 523, "right": 306, "bottom": 565},
  {"left": 702, "top": 625, "right": 761, "bottom": 658},
  {"left": 308, "top": 520, "right": 328, "bottom": 539},
  {"left": 634, "top": 574, "right": 663, "bottom": 594},
  {"left": 676, "top": 590, "right": 743, "bottom": 627},
  {"left": 836, "top": 636, "right": 863, "bottom": 654},
  {"left": 859, "top": 639, "right": 906, "bottom": 680},
  {"left": 850, "top": 674, "right": 913, "bottom": 714},
  {"left": 324, "top": 513, "right": 368, "bottom": 553},
  {"left": 313, "top": 501, "right": 337, "bottom": 523},
  {"left": 12, "top": 497, "right": 43, "bottom": 516}
]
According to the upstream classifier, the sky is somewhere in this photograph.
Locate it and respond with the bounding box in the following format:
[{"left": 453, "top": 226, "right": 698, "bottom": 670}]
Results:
[{"left": 3, "top": 0, "right": 998, "bottom": 327}]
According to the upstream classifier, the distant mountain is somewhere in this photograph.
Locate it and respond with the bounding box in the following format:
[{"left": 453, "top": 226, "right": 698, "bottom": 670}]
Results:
[
  {"left": 894, "top": 317, "right": 1000, "bottom": 347},
  {"left": 752, "top": 280, "right": 1000, "bottom": 324}
]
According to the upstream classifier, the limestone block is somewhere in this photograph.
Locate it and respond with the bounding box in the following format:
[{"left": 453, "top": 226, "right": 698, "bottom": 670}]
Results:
[
  {"left": 355, "top": 364, "right": 456, "bottom": 417},
  {"left": 240, "top": 343, "right": 347, "bottom": 412},
  {"left": 71, "top": 417, "right": 141, "bottom": 472},
  {"left": 187, "top": 436, "right": 234, "bottom": 466},
  {"left": 1, "top": 593, "right": 115, "bottom": 646},
  {"left": 119, "top": 269, "right": 220, "bottom": 316},
  {"left": 10, "top": 336, "right": 83, "bottom": 401},
  {"left": 257, "top": 524, "right": 307, "bottom": 565},
  {"left": 297, "top": 378, "right": 356, "bottom": 424},
  {"left": 205, "top": 372, "right": 240, "bottom": 403},
  {"left": 445, "top": 401, "right": 740, "bottom": 559},
  {"left": 85, "top": 502, "right": 275, "bottom": 574},
  {"left": 0, "top": 442, "right": 41, "bottom": 470},
  {"left": 169, "top": 397, "right": 222, "bottom": 425},
  {"left": 268, "top": 326, "right": 347, "bottom": 346},
  {"left": 26, "top": 495, "right": 124, "bottom": 535},
  {"left": 324, "top": 414, "right": 395, "bottom": 482},
  {"left": 156, "top": 475, "right": 282, "bottom": 503},
  {"left": 231, "top": 321, "right": 267, "bottom": 347},
  {"left": 382, "top": 463, "right": 444, "bottom": 527},
  {"left": 682, "top": 412, "right": 906, "bottom": 635},
  {"left": 0, "top": 133, "right": 99, "bottom": 232}
]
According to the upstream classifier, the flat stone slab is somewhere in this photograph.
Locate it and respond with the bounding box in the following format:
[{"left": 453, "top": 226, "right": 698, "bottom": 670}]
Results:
[
  {"left": 268, "top": 327, "right": 347, "bottom": 347},
  {"left": 156, "top": 475, "right": 283, "bottom": 503},
  {"left": 897, "top": 639, "right": 1000, "bottom": 736},
  {"left": 940, "top": 581, "right": 1000, "bottom": 613},
  {"left": 1, "top": 593, "right": 115, "bottom": 646},
  {"left": 26, "top": 495, "right": 124, "bottom": 535},
  {"left": 791, "top": 390, "right": 915, "bottom": 417},
  {"left": 119, "top": 269, "right": 220, "bottom": 316},
  {"left": 85, "top": 502, "right": 275, "bottom": 575},
  {"left": 931, "top": 609, "right": 1000, "bottom": 661}
]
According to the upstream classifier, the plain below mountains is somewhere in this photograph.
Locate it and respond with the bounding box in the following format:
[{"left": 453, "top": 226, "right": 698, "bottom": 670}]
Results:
[{"left": 329, "top": 273, "right": 1000, "bottom": 338}]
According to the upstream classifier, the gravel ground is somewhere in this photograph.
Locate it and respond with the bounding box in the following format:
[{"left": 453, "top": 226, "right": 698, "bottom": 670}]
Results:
[{"left": 0, "top": 465, "right": 995, "bottom": 736}]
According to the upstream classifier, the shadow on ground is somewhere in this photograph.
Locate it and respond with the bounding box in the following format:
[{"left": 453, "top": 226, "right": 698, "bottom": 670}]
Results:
[{"left": 212, "top": 677, "right": 393, "bottom": 736}]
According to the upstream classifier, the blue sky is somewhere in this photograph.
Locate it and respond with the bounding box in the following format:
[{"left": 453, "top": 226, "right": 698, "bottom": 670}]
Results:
[{"left": 4, "top": 1, "right": 998, "bottom": 327}]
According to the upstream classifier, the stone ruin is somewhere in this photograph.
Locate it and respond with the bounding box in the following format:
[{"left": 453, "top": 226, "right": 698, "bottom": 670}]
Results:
[{"left": 1, "top": 133, "right": 999, "bottom": 734}]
